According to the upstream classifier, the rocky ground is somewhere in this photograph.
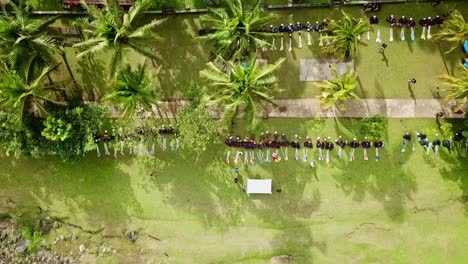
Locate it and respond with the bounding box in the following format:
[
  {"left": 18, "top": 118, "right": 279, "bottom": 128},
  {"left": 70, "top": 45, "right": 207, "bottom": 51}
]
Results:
[{"left": 0, "top": 216, "right": 77, "bottom": 264}]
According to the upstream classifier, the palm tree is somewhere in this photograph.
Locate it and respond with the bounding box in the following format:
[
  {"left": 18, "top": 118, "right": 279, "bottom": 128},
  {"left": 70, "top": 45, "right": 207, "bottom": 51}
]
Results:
[
  {"left": 0, "top": 63, "right": 65, "bottom": 124},
  {"left": 200, "top": 55, "right": 285, "bottom": 128},
  {"left": 0, "top": 0, "right": 58, "bottom": 80},
  {"left": 317, "top": 66, "right": 359, "bottom": 111},
  {"left": 321, "top": 11, "right": 371, "bottom": 61},
  {"left": 105, "top": 63, "right": 156, "bottom": 119},
  {"left": 433, "top": 10, "right": 468, "bottom": 53},
  {"left": 74, "top": 0, "right": 165, "bottom": 78},
  {"left": 439, "top": 66, "right": 468, "bottom": 111},
  {"left": 199, "top": 0, "right": 275, "bottom": 61}
]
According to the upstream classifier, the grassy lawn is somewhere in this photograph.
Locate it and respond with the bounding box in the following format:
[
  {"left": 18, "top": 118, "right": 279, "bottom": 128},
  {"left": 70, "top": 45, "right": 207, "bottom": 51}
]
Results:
[
  {"left": 1, "top": 118, "right": 467, "bottom": 263},
  {"left": 50, "top": 1, "right": 468, "bottom": 101}
]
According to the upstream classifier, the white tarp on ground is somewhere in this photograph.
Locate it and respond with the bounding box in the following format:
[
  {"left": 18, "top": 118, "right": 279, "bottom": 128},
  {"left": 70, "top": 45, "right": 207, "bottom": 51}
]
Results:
[{"left": 247, "top": 179, "right": 272, "bottom": 194}]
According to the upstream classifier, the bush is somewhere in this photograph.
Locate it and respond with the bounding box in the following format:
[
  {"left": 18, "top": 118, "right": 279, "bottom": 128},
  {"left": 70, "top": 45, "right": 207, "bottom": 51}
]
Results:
[{"left": 360, "top": 115, "right": 387, "bottom": 141}]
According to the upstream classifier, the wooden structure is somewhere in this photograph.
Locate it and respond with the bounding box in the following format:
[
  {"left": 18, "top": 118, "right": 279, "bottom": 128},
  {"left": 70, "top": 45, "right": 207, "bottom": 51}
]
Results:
[{"left": 62, "top": 0, "right": 133, "bottom": 9}]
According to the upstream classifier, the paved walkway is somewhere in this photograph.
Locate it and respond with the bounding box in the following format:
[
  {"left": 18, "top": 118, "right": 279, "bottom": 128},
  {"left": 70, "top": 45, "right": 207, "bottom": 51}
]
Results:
[
  {"left": 267, "top": 99, "right": 467, "bottom": 118},
  {"left": 107, "top": 99, "right": 466, "bottom": 119}
]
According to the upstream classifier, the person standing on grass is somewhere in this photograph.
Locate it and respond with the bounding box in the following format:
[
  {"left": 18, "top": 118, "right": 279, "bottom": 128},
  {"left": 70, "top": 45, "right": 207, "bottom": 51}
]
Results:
[
  {"left": 434, "top": 15, "right": 444, "bottom": 28},
  {"left": 432, "top": 134, "right": 441, "bottom": 157},
  {"left": 373, "top": 140, "right": 384, "bottom": 161},
  {"left": 306, "top": 21, "right": 313, "bottom": 45},
  {"left": 442, "top": 138, "right": 452, "bottom": 152},
  {"left": 386, "top": 14, "right": 397, "bottom": 42},
  {"left": 407, "top": 17, "right": 417, "bottom": 41},
  {"left": 419, "top": 17, "right": 429, "bottom": 39},
  {"left": 397, "top": 16, "right": 408, "bottom": 40},
  {"left": 269, "top": 24, "right": 278, "bottom": 50},
  {"left": 295, "top": 21, "right": 304, "bottom": 48},
  {"left": 303, "top": 136, "right": 313, "bottom": 162},
  {"left": 380, "top": 43, "right": 387, "bottom": 54},
  {"left": 94, "top": 133, "right": 101, "bottom": 157},
  {"left": 102, "top": 130, "right": 110, "bottom": 156},
  {"left": 362, "top": 137, "right": 371, "bottom": 160},
  {"left": 336, "top": 136, "right": 346, "bottom": 159},
  {"left": 435, "top": 111, "right": 444, "bottom": 119},
  {"left": 118, "top": 127, "right": 125, "bottom": 156},
  {"left": 370, "top": 15, "right": 380, "bottom": 42},
  {"left": 225, "top": 135, "right": 233, "bottom": 164},
  {"left": 281, "top": 133, "right": 289, "bottom": 161},
  {"left": 402, "top": 132, "right": 411, "bottom": 153},
  {"left": 316, "top": 137, "right": 325, "bottom": 161},
  {"left": 408, "top": 78, "right": 416, "bottom": 85},
  {"left": 349, "top": 138, "right": 360, "bottom": 161},
  {"left": 325, "top": 137, "right": 334, "bottom": 163},
  {"left": 292, "top": 135, "right": 301, "bottom": 160},
  {"left": 287, "top": 23, "right": 294, "bottom": 52},
  {"left": 278, "top": 24, "right": 287, "bottom": 51}
]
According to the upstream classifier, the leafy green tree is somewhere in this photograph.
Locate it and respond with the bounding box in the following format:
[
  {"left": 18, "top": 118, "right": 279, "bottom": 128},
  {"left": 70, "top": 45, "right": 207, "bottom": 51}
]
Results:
[
  {"left": 360, "top": 115, "right": 387, "bottom": 141},
  {"left": 176, "top": 104, "right": 219, "bottom": 153},
  {"left": 41, "top": 105, "right": 109, "bottom": 161},
  {"left": 199, "top": 0, "right": 275, "bottom": 60},
  {"left": 200, "top": 55, "right": 285, "bottom": 128},
  {"left": 105, "top": 63, "right": 156, "bottom": 119},
  {"left": 440, "top": 123, "right": 453, "bottom": 140},
  {"left": 317, "top": 66, "right": 359, "bottom": 110},
  {"left": 322, "top": 10, "right": 371, "bottom": 61},
  {"left": 0, "top": 65, "right": 64, "bottom": 123},
  {"left": 439, "top": 66, "right": 468, "bottom": 111},
  {"left": 74, "top": 0, "right": 165, "bottom": 78},
  {"left": 41, "top": 117, "right": 73, "bottom": 141},
  {"left": 305, "top": 116, "right": 326, "bottom": 136},
  {"left": 433, "top": 10, "right": 468, "bottom": 53}
]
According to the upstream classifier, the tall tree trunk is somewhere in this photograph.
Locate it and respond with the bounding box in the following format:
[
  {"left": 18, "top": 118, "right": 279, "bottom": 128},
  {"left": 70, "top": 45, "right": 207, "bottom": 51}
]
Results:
[{"left": 61, "top": 51, "right": 79, "bottom": 92}]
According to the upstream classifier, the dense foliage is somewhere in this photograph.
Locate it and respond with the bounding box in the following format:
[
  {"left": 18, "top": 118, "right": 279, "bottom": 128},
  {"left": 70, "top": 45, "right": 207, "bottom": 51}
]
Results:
[
  {"left": 439, "top": 66, "right": 468, "bottom": 111},
  {"left": 0, "top": 105, "right": 109, "bottom": 161},
  {"left": 360, "top": 115, "right": 387, "bottom": 141}
]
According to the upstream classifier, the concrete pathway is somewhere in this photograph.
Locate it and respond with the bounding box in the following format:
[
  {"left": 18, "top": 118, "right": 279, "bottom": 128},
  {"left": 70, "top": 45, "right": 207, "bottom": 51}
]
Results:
[
  {"left": 267, "top": 99, "right": 467, "bottom": 118},
  {"left": 107, "top": 99, "right": 466, "bottom": 119}
]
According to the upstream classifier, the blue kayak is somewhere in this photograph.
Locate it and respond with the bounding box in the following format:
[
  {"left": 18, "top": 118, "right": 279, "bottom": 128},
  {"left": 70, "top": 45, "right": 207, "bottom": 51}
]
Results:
[{"left": 464, "top": 40, "right": 468, "bottom": 53}]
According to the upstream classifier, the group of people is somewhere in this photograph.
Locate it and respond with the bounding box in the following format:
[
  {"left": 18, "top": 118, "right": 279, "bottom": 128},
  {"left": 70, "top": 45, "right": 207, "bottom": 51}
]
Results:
[
  {"left": 262, "top": 20, "right": 331, "bottom": 51},
  {"left": 401, "top": 130, "right": 466, "bottom": 157},
  {"left": 260, "top": 12, "right": 446, "bottom": 52},
  {"left": 376, "top": 14, "right": 444, "bottom": 42},
  {"left": 93, "top": 125, "right": 180, "bottom": 158},
  {"left": 224, "top": 131, "right": 386, "bottom": 165}
]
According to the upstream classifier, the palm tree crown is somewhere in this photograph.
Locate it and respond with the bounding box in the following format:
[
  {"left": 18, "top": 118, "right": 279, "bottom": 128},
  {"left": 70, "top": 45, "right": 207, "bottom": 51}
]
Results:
[
  {"left": 0, "top": 64, "right": 64, "bottom": 123},
  {"left": 322, "top": 11, "right": 371, "bottom": 61},
  {"left": 200, "top": 55, "right": 285, "bottom": 128},
  {"left": 0, "top": 1, "right": 58, "bottom": 80},
  {"left": 439, "top": 66, "right": 468, "bottom": 110},
  {"left": 433, "top": 10, "right": 468, "bottom": 53},
  {"left": 199, "top": 0, "right": 275, "bottom": 61},
  {"left": 105, "top": 63, "right": 155, "bottom": 119},
  {"left": 74, "top": 0, "right": 164, "bottom": 77},
  {"left": 317, "top": 66, "right": 359, "bottom": 110}
]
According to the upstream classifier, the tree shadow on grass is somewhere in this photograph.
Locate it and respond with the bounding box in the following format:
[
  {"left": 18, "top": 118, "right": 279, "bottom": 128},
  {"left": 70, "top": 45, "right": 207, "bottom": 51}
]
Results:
[
  {"left": 429, "top": 119, "right": 468, "bottom": 214},
  {"left": 0, "top": 155, "right": 142, "bottom": 230},
  {"left": 76, "top": 56, "right": 109, "bottom": 102},
  {"left": 330, "top": 144, "right": 417, "bottom": 222}
]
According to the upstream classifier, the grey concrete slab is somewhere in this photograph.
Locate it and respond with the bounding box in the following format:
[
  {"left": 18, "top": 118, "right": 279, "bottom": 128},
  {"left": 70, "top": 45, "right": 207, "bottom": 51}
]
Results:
[{"left": 300, "top": 59, "right": 354, "bottom": 81}]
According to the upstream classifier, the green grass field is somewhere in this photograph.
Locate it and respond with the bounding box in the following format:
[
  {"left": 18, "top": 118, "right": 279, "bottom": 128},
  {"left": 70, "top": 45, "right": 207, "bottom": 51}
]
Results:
[{"left": 1, "top": 118, "right": 467, "bottom": 263}]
